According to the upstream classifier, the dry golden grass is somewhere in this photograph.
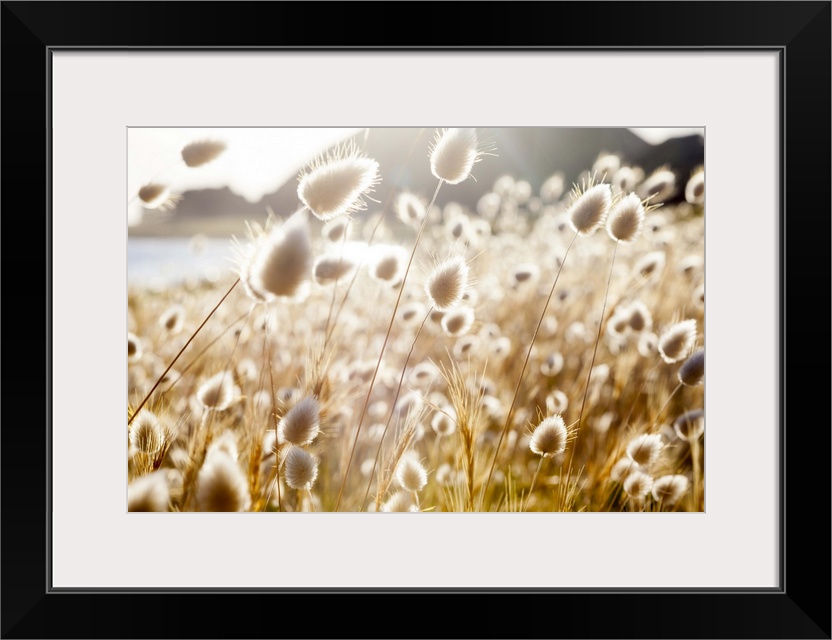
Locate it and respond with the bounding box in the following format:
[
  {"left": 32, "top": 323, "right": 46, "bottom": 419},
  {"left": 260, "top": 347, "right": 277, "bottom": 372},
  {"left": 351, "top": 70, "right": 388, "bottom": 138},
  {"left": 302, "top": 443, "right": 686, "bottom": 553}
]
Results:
[{"left": 127, "top": 134, "right": 705, "bottom": 513}]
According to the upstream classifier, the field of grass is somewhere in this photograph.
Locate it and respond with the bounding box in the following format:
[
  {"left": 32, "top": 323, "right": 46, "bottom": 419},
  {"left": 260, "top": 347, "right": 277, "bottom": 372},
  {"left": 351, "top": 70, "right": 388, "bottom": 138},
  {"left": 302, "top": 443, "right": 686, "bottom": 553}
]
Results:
[{"left": 127, "top": 130, "right": 705, "bottom": 513}]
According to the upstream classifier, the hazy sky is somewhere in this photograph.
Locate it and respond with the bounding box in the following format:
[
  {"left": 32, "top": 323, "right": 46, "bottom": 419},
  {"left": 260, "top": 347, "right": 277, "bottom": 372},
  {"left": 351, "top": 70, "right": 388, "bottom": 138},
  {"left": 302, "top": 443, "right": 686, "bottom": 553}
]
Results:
[{"left": 127, "top": 127, "right": 703, "bottom": 226}]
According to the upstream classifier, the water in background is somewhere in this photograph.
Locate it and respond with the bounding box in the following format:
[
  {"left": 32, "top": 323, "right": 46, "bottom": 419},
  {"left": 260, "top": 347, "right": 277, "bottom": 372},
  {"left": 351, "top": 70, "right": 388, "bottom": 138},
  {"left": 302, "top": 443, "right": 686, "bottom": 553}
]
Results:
[{"left": 128, "top": 237, "right": 236, "bottom": 287}]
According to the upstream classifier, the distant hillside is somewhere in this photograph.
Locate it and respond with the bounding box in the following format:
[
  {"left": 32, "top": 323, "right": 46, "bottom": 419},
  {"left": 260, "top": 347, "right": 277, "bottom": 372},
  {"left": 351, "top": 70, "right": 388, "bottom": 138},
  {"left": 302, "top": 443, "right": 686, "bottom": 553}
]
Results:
[{"left": 130, "top": 128, "right": 703, "bottom": 237}]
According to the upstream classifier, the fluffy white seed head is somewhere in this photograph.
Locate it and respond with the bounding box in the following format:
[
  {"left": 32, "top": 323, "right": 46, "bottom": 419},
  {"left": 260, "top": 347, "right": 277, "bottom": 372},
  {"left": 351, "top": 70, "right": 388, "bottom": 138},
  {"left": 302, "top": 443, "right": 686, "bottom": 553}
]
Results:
[
  {"left": 652, "top": 474, "right": 689, "bottom": 505},
  {"left": 431, "top": 407, "right": 457, "bottom": 436},
  {"left": 195, "top": 453, "right": 250, "bottom": 512},
  {"left": 381, "top": 490, "right": 419, "bottom": 512},
  {"left": 283, "top": 446, "right": 319, "bottom": 491},
  {"left": 529, "top": 415, "right": 568, "bottom": 457},
  {"left": 623, "top": 470, "right": 654, "bottom": 499},
  {"left": 626, "top": 433, "right": 664, "bottom": 467},
  {"left": 127, "top": 332, "right": 142, "bottom": 363},
  {"left": 658, "top": 319, "right": 697, "bottom": 363},
  {"left": 606, "top": 192, "right": 645, "bottom": 242},
  {"left": 685, "top": 168, "right": 705, "bottom": 205},
  {"left": 425, "top": 256, "right": 469, "bottom": 310},
  {"left": 196, "top": 372, "right": 239, "bottom": 411},
  {"left": 674, "top": 409, "right": 705, "bottom": 441},
  {"left": 546, "top": 390, "right": 569, "bottom": 415},
  {"left": 540, "top": 172, "right": 565, "bottom": 202},
  {"left": 639, "top": 167, "right": 676, "bottom": 203},
  {"left": 370, "top": 245, "right": 407, "bottom": 284},
  {"left": 610, "top": 457, "right": 641, "bottom": 482},
  {"left": 398, "top": 301, "right": 427, "bottom": 330},
  {"left": 395, "top": 454, "right": 428, "bottom": 492},
  {"left": 441, "top": 307, "right": 475, "bottom": 337},
  {"left": 395, "top": 191, "right": 426, "bottom": 226},
  {"left": 278, "top": 396, "right": 321, "bottom": 446},
  {"left": 158, "top": 304, "right": 186, "bottom": 334},
  {"left": 127, "top": 471, "right": 170, "bottom": 512},
  {"left": 313, "top": 253, "right": 358, "bottom": 285},
  {"left": 239, "top": 213, "right": 313, "bottom": 303},
  {"left": 206, "top": 430, "right": 239, "bottom": 462},
  {"left": 323, "top": 217, "right": 352, "bottom": 243},
  {"left": 429, "top": 128, "right": 480, "bottom": 184},
  {"left": 138, "top": 183, "right": 181, "bottom": 211},
  {"left": 593, "top": 153, "right": 621, "bottom": 180},
  {"left": 634, "top": 251, "right": 666, "bottom": 280},
  {"left": 510, "top": 263, "right": 540, "bottom": 287},
  {"left": 297, "top": 143, "right": 380, "bottom": 221},
  {"left": 130, "top": 410, "right": 164, "bottom": 454},
  {"left": 678, "top": 348, "right": 705, "bottom": 386},
  {"left": 181, "top": 139, "right": 227, "bottom": 168},
  {"left": 627, "top": 301, "right": 653, "bottom": 332},
  {"left": 540, "top": 352, "right": 564, "bottom": 377},
  {"left": 637, "top": 331, "right": 659, "bottom": 357},
  {"left": 567, "top": 183, "right": 612, "bottom": 235}
]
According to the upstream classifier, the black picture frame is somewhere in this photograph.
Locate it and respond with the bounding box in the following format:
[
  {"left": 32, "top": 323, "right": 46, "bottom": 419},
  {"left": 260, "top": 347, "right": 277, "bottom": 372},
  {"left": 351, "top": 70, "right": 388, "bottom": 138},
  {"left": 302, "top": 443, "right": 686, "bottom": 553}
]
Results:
[{"left": 2, "top": 2, "right": 829, "bottom": 638}]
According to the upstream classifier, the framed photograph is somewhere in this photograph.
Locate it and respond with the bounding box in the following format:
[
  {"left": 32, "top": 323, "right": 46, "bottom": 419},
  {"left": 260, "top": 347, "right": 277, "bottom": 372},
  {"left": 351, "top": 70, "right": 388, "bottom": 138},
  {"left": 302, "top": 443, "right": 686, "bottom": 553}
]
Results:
[{"left": 3, "top": 2, "right": 829, "bottom": 638}]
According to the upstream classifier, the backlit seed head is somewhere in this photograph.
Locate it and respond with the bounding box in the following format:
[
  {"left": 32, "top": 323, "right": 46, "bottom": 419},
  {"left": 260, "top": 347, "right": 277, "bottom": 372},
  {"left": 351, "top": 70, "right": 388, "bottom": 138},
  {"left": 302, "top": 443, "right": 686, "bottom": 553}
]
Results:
[
  {"left": 370, "top": 245, "right": 407, "bottom": 284},
  {"left": 323, "top": 217, "right": 352, "bottom": 243},
  {"left": 634, "top": 251, "right": 666, "bottom": 280},
  {"left": 529, "top": 415, "right": 568, "bottom": 457},
  {"left": 395, "top": 454, "right": 428, "bottom": 492},
  {"left": 381, "top": 490, "right": 419, "bottom": 512},
  {"left": 430, "top": 128, "right": 480, "bottom": 184},
  {"left": 441, "top": 307, "right": 475, "bottom": 337},
  {"left": 678, "top": 348, "right": 705, "bottom": 386},
  {"left": 610, "top": 457, "right": 641, "bottom": 482},
  {"left": 130, "top": 410, "right": 164, "bottom": 454},
  {"left": 283, "top": 446, "right": 319, "bottom": 491},
  {"left": 638, "top": 331, "right": 659, "bottom": 357},
  {"left": 398, "top": 301, "right": 427, "bottom": 329},
  {"left": 613, "top": 166, "right": 640, "bottom": 194},
  {"left": 206, "top": 431, "right": 239, "bottom": 462},
  {"left": 196, "top": 371, "right": 239, "bottom": 411},
  {"left": 158, "top": 304, "right": 185, "bottom": 334},
  {"left": 593, "top": 153, "right": 621, "bottom": 180},
  {"left": 685, "top": 167, "right": 705, "bottom": 205},
  {"left": 626, "top": 433, "right": 664, "bottom": 467},
  {"left": 606, "top": 192, "right": 645, "bottom": 243},
  {"left": 652, "top": 474, "right": 689, "bottom": 505},
  {"left": 127, "top": 332, "right": 142, "bottom": 363},
  {"left": 658, "top": 319, "right": 697, "bottom": 363},
  {"left": 277, "top": 396, "right": 321, "bottom": 446},
  {"left": 510, "top": 263, "right": 540, "bottom": 287},
  {"left": 395, "top": 191, "right": 426, "bottom": 226},
  {"left": 623, "top": 470, "right": 654, "bottom": 499},
  {"left": 297, "top": 142, "right": 380, "bottom": 221},
  {"left": 627, "top": 301, "right": 653, "bottom": 332},
  {"left": 445, "top": 214, "right": 470, "bottom": 242},
  {"left": 237, "top": 213, "right": 313, "bottom": 303},
  {"left": 546, "top": 390, "right": 569, "bottom": 415},
  {"left": 452, "top": 335, "right": 480, "bottom": 359},
  {"left": 425, "top": 256, "right": 469, "bottom": 310},
  {"left": 431, "top": 407, "right": 457, "bottom": 436},
  {"left": 567, "top": 182, "right": 612, "bottom": 236},
  {"left": 181, "top": 139, "right": 227, "bottom": 168},
  {"left": 638, "top": 167, "right": 676, "bottom": 203},
  {"left": 313, "top": 253, "right": 358, "bottom": 285},
  {"left": 540, "top": 172, "right": 565, "bottom": 202},
  {"left": 138, "top": 183, "right": 182, "bottom": 211},
  {"left": 195, "top": 452, "right": 250, "bottom": 512},
  {"left": 540, "top": 352, "right": 564, "bottom": 377},
  {"left": 127, "top": 471, "right": 170, "bottom": 512},
  {"left": 674, "top": 409, "right": 704, "bottom": 441}
]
